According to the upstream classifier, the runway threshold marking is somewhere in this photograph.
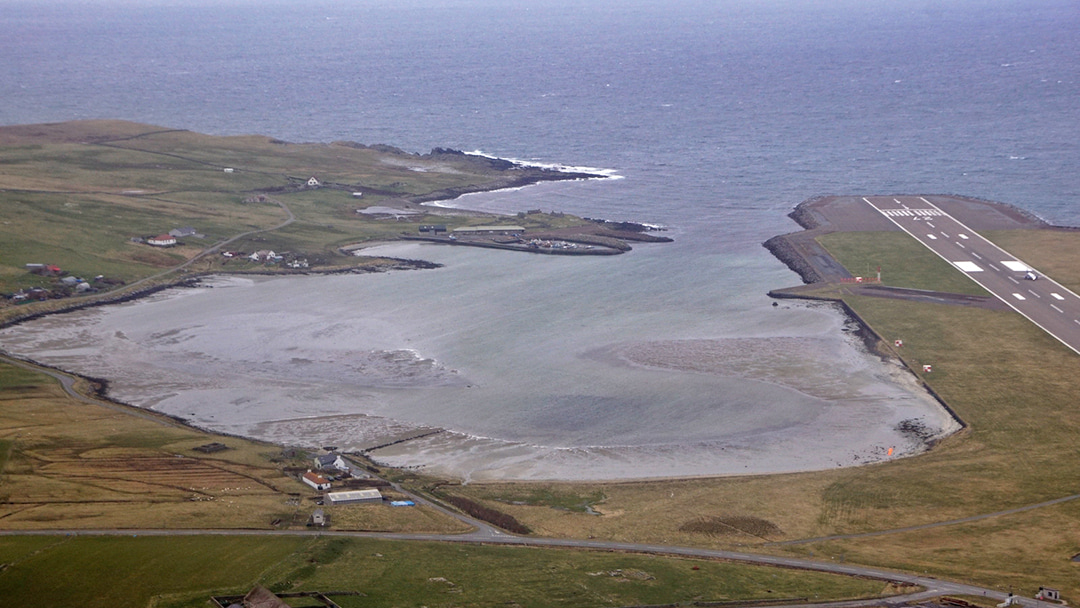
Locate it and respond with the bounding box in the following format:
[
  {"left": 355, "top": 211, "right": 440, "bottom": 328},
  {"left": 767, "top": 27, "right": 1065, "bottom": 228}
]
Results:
[{"left": 864, "top": 196, "right": 1080, "bottom": 357}]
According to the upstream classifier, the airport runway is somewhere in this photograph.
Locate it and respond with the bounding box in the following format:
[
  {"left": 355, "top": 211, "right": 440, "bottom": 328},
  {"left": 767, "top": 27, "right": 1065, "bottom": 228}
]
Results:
[{"left": 863, "top": 196, "right": 1080, "bottom": 356}]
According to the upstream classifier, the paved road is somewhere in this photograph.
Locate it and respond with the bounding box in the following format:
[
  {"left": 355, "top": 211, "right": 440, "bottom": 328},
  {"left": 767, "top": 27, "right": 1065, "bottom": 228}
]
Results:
[
  {"left": 864, "top": 196, "right": 1080, "bottom": 356},
  {"left": 0, "top": 527, "right": 1055, "bottom": 608}
]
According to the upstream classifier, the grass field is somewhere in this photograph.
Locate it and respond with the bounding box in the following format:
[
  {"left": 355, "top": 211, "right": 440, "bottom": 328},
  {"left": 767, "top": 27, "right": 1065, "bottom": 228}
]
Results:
[{"left": 0, "top": 535, "right": 890, "bottom": 608}]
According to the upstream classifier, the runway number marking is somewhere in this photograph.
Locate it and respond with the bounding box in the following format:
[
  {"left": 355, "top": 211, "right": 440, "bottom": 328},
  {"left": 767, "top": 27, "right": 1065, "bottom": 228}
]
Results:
[
  {"left": 1052, "top": 293, "right": 1065, "bottom": 300},
  {"left": 1013, "top": 293, "right": 1026, "bottom": 301}
]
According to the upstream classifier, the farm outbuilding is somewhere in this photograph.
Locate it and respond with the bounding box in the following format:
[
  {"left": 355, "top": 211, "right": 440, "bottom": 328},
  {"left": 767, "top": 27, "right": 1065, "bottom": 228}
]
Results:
[
  {"left": 327, "top": 489, "right": 382, "bottom": 505},
  {"left": 302, "top": 471, "right": 331, "bottom": 491}
]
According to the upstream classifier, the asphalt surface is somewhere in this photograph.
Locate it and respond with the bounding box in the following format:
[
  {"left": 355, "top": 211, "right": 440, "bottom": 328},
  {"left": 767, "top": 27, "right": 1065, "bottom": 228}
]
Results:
[{"left": 863, "top": 196, "right": 1080, "bottom": 356}]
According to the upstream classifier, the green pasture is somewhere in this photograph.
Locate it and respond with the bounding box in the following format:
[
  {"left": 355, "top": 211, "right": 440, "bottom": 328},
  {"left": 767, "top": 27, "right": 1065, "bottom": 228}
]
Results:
[
  {"left": 817, "top": 231, "right": 988, "bottom": 295},
  {"left": 0, "top": 535, "right": 888, "bottom": 608}
]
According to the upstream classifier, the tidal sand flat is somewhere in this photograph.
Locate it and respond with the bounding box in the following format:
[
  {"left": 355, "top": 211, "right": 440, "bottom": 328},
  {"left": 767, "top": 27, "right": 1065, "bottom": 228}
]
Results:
[{"left": 0, "top": 239, "right": 959, "bottom": 481}]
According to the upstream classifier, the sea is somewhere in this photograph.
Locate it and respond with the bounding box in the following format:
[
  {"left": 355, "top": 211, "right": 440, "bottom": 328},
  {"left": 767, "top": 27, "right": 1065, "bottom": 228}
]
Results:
[{"left": 1, "top": 0, "right": 1077, "bottom": 481}]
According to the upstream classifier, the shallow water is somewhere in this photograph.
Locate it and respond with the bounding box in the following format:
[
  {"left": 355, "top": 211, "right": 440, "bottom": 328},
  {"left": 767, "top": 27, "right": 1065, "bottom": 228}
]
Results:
[{"left": 0, "top": 238, "right": 959, "bottom": 480}]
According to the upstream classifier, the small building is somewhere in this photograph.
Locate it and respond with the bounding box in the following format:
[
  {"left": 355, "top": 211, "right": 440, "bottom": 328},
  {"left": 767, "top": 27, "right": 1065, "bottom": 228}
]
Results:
[
  {"left": 169, "top": 227, "right": 198, "bottom": 238},
  {"left": 302, "top": 471, "right": 331, "bottom": 491},
  {"left": 326, "top": 489, "right": 382, "bottom": 505},
  {"left": 307, "top": 177, "right": 320, "bottom": 187},
  {"left": 352, "top": 192, "right": 363, "bottom": 198},
  {"left": 419, "top": 225, "right": 448, "bottom": 235},
  {"left": 1036, "top": 587, "right": 1061, "bottom": 602},
  {"left": 193, "top": 442, "right": 229, "bottom": 454},
  {"left": 147, "top": 234, "right": 177, "bottom": 247},
  {"left": 309, "top": 508, "right": 327, "bottom": 527},
  {"left": 223, "top": 167, "right": 234, "bottom": 173},
  {"left": 249, "top": 250, "right": 279, "bottom": 262},
  {"left": 314, "top": 454, "right": 349, "bottom": 472}
]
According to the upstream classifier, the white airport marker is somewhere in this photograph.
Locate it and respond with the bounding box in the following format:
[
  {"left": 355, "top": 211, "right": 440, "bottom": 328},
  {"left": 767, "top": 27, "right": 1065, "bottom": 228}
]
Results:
[
  {"left": 1001, "top": 261, "right": 1032, "bottom": 272},
  {"left": 1013, "top": 293, "right": 1026, "bottom": 301},
  {"left": 927, "top": 234, "right": 937, "bottom": 240},
  {"left": 1052, "top": 304, "right": 1064, "bottom": 313},
  {"left": 954, "top": 261, "right": 982, "bottom": 272},
  {"left": 959, "top": 234, "right": 969, "bottom": 239},
  {"left": 1052, "top": 293, "right": 1065, "bottom": 300}
]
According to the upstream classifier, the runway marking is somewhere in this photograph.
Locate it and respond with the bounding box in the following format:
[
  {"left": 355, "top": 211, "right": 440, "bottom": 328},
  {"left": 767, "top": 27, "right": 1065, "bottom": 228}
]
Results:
[
  {"left": 867, "top": 196, "right": 1080, "bottom": 357},
  {"left": 954, "top": 261, "right": 982, "bottom": 272},
  {"left": 971, "top": 252, "right": 982, "bottom": 259},
  {"left": 959, "top": 234, "right": 969, "bottom": 239},
  {"left": 1052, "top": 293, "right": 1065, "bottom": 300},
  {"left": 927, "top": 234, "right": 937, "bottom": 240},
  {"left": 955, "top": 242, "right": 965, "bottom": 249},
  {"left": 881, "top": 208, "right": 945, "bottom": 217},
  {"left": 926, "top": 222, "right": 935, "bottom": 228},
  {"left": 1052, "top": 305, "right": 1064, "bottom": 313},
  {"left": 1002, "top": 260, "right": 1032, "bottom": 272},
  {"left": 1028, "top": 290, "right": 1041, "bottom": 298},
  {"left": 941, "top": 232, "right": 950, "bottom": 238},
  {"left": 1013, "top": 293, "right": 1026, "bottom": 301},
  {"left": 1008, "top": 276, "right": 1019, "bottom": 284}
]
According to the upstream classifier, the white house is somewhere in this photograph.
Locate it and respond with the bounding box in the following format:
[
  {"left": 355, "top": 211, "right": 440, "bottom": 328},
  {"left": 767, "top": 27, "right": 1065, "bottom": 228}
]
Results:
[
  {"left": 146, "top": 234, "right": 177, "bottom": 247},
  {"left": 307, "top": 177, "right": 320, "bottom": 187},
  {"left": 314, "top": 454, "right": 349, "bottom": 472},
  {"left": 302, "top": 471, "right": 331, "bottom": 491}
]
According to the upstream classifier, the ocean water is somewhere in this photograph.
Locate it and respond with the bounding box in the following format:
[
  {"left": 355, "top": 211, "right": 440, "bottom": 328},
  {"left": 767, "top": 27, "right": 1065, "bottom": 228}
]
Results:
[{"left": 1, "top": 0, "right": 1076, "bottom": 480}]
